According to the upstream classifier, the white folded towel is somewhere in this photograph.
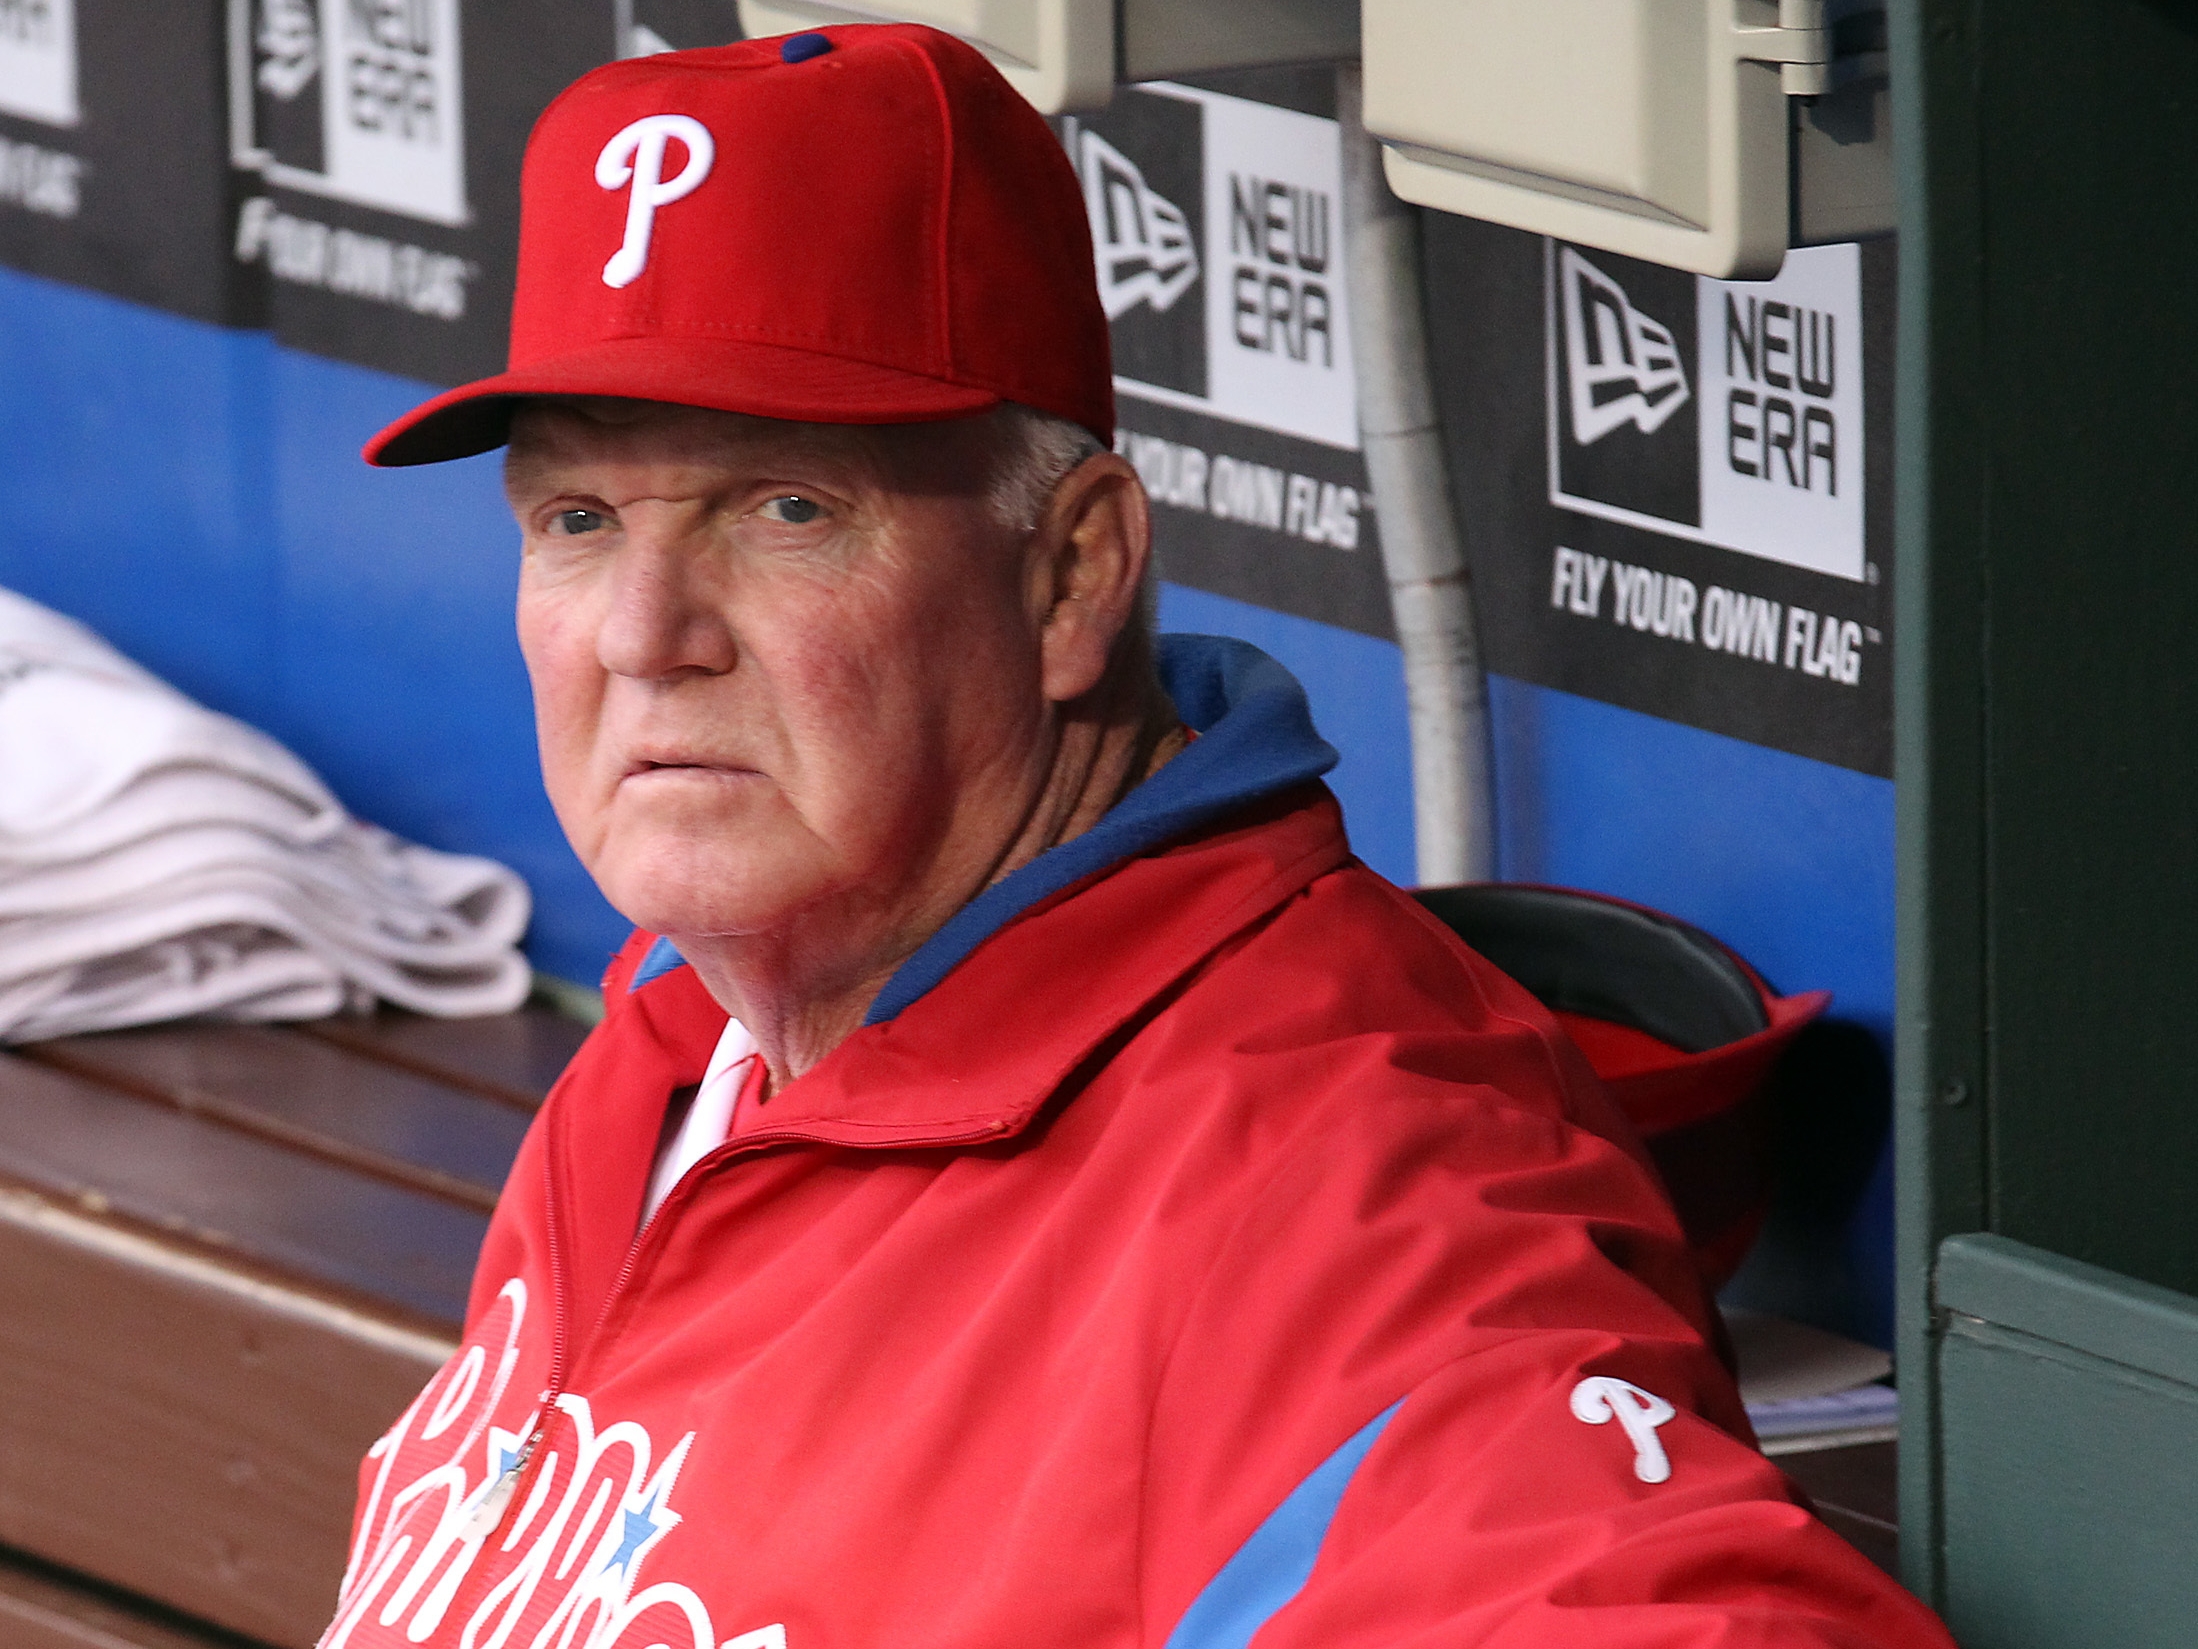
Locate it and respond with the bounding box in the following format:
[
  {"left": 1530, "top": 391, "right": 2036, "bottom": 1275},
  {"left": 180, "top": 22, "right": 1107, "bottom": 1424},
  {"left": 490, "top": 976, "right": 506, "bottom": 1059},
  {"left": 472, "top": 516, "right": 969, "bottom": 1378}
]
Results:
[{"left": 0, "top": 585, "right": 533, "bottom": 1041}]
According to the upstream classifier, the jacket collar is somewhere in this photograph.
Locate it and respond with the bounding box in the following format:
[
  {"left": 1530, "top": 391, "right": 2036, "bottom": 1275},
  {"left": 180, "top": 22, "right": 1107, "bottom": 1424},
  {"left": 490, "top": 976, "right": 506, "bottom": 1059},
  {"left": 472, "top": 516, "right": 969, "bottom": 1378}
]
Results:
[
  {"left": 728, "top": 782, "right": 1349, "bottom": 1149},
  {"left": 543, "top": 780, "right": 1351, "bottom": 1369}
]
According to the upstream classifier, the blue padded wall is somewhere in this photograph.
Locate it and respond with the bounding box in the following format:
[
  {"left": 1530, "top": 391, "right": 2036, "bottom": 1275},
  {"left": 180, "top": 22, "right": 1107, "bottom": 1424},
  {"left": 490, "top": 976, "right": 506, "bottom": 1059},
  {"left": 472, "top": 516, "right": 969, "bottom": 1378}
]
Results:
[
  {"left": 0, "top": 270, "right": 278, "bottom": 714},
  {"left": 1489, "top": 677, "right": 1895, "bottom": 1045}
]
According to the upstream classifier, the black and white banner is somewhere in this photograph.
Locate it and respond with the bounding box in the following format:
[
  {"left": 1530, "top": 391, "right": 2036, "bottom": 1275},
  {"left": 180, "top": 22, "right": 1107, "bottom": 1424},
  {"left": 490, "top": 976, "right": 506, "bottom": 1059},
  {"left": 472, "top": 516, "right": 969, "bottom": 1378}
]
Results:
[
  {"left": 1428, "top": 215, "right": 1894, "bottom": 775},
  {"left": 0, "top": 0, "right": 251, "bottom": 324},
  {"left": 1068, "top": 72, "right": 1393, "bottom": 640}
]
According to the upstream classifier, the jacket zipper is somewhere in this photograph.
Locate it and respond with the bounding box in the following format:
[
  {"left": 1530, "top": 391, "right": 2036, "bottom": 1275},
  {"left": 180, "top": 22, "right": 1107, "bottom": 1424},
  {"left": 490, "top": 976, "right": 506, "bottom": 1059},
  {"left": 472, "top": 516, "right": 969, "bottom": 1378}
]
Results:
[
  {"left": 459, "top": 1120, "right": 719, "bottom": 1554},
  {"left": 442, "top": 1143, "right": 576, "bottom": 1625}
]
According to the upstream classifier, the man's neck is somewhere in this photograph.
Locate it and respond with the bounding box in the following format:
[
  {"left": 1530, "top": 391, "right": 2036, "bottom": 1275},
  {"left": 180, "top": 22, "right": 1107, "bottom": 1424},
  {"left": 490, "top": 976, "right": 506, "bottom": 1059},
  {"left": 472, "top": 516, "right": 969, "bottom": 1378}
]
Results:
[{"left": 677, "top": 668, "right": 1186, "bottom": 1096}]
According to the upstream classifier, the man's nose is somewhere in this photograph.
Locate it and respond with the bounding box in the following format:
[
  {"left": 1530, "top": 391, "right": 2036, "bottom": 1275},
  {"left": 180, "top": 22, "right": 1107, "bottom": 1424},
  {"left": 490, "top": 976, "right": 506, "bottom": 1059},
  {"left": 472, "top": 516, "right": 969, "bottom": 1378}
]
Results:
[{"left": 595, "top": 524, "right": 737, "bottom": 682}]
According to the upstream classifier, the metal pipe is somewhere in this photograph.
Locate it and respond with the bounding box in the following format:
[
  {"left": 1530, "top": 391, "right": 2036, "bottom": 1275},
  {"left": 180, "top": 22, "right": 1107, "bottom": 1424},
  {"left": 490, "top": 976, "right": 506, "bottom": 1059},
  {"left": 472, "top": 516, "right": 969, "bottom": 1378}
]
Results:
[{"left": 1336, "top": 64, "right": 1495, "bottom": 886}]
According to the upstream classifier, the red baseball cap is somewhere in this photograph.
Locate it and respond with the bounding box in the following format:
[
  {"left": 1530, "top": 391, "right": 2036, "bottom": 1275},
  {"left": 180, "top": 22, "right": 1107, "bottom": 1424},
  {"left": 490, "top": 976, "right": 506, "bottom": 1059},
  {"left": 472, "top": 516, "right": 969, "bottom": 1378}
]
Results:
[{"left": 365, "top": 24, "right": 1113, "bottom": 467}]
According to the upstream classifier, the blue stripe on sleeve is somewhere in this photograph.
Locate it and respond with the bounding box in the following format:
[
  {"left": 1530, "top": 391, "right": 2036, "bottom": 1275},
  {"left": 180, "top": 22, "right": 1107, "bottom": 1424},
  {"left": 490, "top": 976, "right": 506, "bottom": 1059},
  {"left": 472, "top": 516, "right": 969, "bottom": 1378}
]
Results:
[{"left": 1163, "top": 1399, "right": 1405, "bottom": 1649}]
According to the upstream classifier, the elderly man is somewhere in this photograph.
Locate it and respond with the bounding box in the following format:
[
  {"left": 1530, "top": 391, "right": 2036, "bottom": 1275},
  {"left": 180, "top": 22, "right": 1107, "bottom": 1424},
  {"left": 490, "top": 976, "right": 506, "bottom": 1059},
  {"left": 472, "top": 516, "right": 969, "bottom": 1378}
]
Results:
[{"left": 323, "top": 23, "right": 1953, "bottom": 1649}]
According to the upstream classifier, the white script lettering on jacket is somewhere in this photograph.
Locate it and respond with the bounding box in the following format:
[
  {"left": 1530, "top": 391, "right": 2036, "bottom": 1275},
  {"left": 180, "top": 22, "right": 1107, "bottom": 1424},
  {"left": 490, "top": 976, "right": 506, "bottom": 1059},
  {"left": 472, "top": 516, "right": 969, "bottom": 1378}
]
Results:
[{"left": 319, "top": 1280, "right": 785, "bottom": 1649}]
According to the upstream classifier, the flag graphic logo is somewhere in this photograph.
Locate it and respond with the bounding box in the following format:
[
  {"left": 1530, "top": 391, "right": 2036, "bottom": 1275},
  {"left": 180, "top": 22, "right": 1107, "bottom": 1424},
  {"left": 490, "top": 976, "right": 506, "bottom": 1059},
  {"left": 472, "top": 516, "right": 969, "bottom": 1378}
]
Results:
[
  {"left": 1077, "top": 126, "right": 1200, "bottom": 321},
  {"left": 1562, "top": 247, "right": 1690, "bottom": 445}
]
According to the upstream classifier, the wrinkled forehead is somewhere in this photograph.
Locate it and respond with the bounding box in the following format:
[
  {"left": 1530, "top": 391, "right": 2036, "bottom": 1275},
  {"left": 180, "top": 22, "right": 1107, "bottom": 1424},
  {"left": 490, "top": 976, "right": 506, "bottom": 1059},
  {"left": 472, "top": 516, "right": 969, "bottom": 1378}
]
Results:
[{"left": 503, "top": 397, "right": 1000, "bottom": 503}]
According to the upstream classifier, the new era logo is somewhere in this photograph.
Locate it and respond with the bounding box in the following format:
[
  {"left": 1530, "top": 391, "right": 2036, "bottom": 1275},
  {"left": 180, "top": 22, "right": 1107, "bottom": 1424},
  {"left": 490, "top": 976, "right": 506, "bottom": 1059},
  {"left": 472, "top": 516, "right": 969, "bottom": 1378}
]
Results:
[
  {"left": 1562, "top": 247, "right": 1690, "bottom": 446},
  {"left": 255, "top": 0, "right": 318, "bottom": 100},
  {"left": 1547, "top": 240, "right": 1868, "bottom": 578},
  {"left": 227, "top": 0, "right": 466, "bottom": 227},
  {"left": 1549, "top": 242, "right": 1703, "bottom": 530},
  {"left": 1078, "top": 126, "right": 1199, "bottom": 321}
]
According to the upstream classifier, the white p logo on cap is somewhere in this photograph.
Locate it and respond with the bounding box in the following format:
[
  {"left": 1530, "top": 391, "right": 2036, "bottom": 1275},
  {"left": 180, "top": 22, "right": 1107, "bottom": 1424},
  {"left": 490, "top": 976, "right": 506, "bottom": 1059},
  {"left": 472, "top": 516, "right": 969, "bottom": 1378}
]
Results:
[
  {"left": 596, "top": 114, "right": 716, "bottom": 289},
  {"left": 1570, "top": 1375, "right": 1678, "bottom": 1483}
]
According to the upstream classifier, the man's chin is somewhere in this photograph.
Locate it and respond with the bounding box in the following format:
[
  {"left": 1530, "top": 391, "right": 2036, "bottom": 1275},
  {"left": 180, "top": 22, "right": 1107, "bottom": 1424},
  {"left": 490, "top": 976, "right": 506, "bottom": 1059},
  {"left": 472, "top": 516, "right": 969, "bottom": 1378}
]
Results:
[
  {"left": 583, "top": 789, "right": 808, "bottom": 919},
  {"left": 588, "top": 837, "right": 819, "bottom": 944},
  {"left": 610, "top": 885, "right": 805, "bottom": 945}
]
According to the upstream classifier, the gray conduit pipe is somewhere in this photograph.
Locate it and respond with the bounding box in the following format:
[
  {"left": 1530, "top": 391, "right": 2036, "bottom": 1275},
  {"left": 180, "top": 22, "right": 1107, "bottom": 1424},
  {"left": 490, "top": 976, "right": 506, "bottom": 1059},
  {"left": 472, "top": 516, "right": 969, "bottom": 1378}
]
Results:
[{"left": 1336, "top": 65, "right": 1495, "bottom": 886}]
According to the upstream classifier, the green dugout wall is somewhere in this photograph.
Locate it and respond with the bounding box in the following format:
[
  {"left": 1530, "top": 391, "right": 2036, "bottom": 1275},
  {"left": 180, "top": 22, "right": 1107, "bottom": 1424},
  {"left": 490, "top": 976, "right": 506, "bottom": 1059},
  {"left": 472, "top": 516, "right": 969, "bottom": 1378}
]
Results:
[{"left": 1894, "top": 0, "right": 2198, "bottom": 1638}]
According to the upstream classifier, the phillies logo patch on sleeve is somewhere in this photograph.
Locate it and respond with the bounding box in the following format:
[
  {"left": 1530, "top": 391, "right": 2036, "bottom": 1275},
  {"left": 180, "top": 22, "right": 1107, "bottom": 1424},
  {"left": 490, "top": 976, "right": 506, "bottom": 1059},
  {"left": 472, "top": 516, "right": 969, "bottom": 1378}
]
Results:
[
  {"left": 321, "top": 1278, "right": 783, "bottom": 1649},
  {"left": 596, "top": 114, "right": 716, "bottom": 289},
  {"left": 1570, "top": 1375, "right": 1678, "bottom": 1484}
]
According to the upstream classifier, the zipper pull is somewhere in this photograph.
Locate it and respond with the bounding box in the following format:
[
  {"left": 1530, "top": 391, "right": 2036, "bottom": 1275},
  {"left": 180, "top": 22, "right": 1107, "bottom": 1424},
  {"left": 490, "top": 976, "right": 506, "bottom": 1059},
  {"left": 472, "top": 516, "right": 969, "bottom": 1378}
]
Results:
[{"left": 461, "top": 1430, "right": 539, "bottom": 1544}]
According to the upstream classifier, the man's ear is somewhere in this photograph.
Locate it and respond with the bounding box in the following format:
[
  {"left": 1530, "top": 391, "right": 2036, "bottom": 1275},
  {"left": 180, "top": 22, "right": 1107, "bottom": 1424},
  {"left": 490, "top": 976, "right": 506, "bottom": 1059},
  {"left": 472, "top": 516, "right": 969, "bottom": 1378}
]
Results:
[{"left": 1031, "top": 454, "right": 1152, "bottom": 705}]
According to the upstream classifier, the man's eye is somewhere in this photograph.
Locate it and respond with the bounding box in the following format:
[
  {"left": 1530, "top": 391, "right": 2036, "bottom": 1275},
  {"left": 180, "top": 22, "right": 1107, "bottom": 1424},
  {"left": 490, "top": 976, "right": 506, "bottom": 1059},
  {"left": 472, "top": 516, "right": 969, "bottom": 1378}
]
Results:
[
  {"left": 550, "top": 508, "right": 610, "bottom": 535},
  {"left": 760, "top": 495, "right": 823, "bottom": 525}
]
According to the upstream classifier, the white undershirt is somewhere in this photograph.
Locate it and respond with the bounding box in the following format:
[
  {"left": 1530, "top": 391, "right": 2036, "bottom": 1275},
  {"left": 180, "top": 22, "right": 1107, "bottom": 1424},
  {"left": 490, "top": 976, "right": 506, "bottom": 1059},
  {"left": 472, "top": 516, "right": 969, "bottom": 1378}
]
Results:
[{"left": 639, "top": 1016, "right": 759, "bottom": 1228}]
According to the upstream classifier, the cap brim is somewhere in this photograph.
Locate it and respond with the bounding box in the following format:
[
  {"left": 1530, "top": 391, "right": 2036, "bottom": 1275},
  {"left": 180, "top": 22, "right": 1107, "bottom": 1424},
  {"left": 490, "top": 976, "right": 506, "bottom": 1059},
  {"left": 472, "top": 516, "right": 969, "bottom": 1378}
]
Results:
[{"left": 364, "top": 334, "right": 1006, "bottom": 466}]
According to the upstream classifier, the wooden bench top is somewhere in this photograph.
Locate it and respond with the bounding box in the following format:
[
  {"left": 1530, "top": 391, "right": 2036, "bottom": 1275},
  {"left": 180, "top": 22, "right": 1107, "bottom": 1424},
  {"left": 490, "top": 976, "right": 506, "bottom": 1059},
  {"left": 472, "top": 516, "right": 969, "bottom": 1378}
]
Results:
[{"left": 0, "top": 1007, "right": 589, "bottom": 1648}]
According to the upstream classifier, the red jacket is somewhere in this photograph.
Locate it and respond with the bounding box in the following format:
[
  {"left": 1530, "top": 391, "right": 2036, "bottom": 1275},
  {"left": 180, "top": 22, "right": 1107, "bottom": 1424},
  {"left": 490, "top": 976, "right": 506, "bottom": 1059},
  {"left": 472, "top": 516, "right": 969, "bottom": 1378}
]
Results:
[{"left": 322, "top": 645, "right": 1951, "bottom": 1649}]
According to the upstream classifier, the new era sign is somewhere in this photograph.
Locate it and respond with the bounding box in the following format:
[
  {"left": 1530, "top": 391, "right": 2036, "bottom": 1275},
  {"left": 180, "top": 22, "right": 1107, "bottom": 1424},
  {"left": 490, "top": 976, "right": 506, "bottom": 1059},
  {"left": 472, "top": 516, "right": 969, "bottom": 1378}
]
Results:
[
  {"left": 0, "top": 0, "right": 251, "bottom": 324},
  {"left": 1065, "top": 72, "right": 1391, "bottom": 641},
  {"left": 1550, "top": 240, "right": 1866, "bottom": 583},
  {"left": 230, "top": 0, "right": 468, "bottom": 227},
  {"left": 1072, "top": 82, "right": 1357, "bottom": 452},
  {"left": 1422, "top": 214, "right": 1893, "bottom": 776}
]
